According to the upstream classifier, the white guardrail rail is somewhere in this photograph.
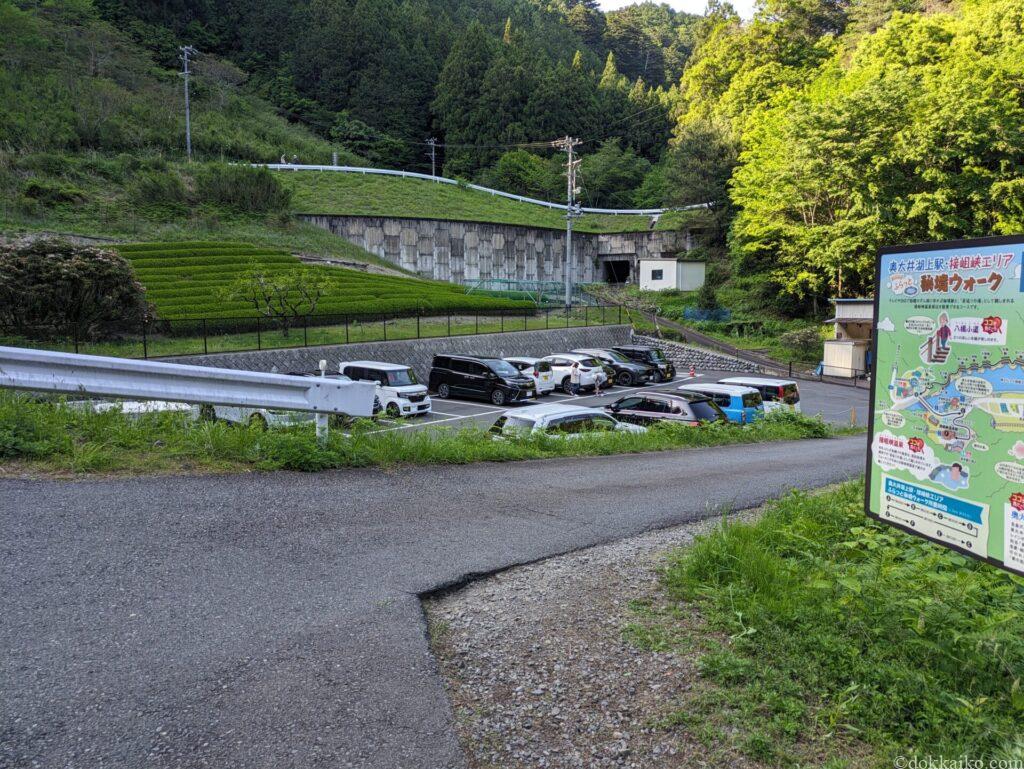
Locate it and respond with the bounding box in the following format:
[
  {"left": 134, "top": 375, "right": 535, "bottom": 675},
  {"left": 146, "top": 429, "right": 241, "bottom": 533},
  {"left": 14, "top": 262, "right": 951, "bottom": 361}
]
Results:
[
  {"left": 260, "top": 163, "right": 709, "bottom": 216},
  {"left": 0, "top": 346, "right": 377, "bottom": 440}
]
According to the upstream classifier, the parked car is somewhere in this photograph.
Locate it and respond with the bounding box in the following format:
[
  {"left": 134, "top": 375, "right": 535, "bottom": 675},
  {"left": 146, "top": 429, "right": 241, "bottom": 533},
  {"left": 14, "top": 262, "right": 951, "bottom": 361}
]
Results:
[
  {"left": 676, "top": 383, "right": 764, "bottom": 424},
  {"left": 200, "top": 373, "right": 383, "bottom": 428},
  {"left": 340, "top": 360, "right": 431, "bottom": 417},
  {"left": 612, "top": 345, "right": 676, "bottom": 382},
  {"left": 718, "top": 377, "right": 802, "bottom": 414},
  {"left": 603, "top": 391, "right": 726, "bottom": 426},
  {"left": 570, "top": 347, "right": 656, "bottom": 387},
  {"left": 504, "top": 357, "right": 557, "bottom": 395},
  {"left": 542, "top": 353, "right": 609, "bottom": 393},
  {"left": 489, "top": 403, "right": 646, "bottom": 437},
  {"left": 429, "top": 355, "right": 536, "bottom": 405}
]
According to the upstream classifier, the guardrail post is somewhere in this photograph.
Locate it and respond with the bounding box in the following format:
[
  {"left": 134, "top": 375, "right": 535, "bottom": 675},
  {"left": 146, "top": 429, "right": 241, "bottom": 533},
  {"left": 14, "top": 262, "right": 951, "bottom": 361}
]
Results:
[
  {"left": 303, "top": 316, "right": 308, "bottom": 348},
  {"left": 546, "top": 309, "right": 549, "bottom": 329},
  {"left": 316, "top": 413, "right": 329, "bottom": 444},
  {"left": 345, "top": 315, "right": 350, "bottom": 345},
  {"left": 73, "top": 326, "right": 79, "bottom": 355},
  {"left": 383, "top": 317, "right": 387, "bottom": 342},
  {"left": 475, "top": 314, "right": 479, "bottom": 335},
  {"left": 416, "top": 314, "right": 420, "bottom": 339},
  {"left": 142, "top": 321, "right": 148, "bottom": 359},
  {"left": 256, "top": 317, "right": 261, "bottom": 351},
  {"left": 585, "top": 305, "right": 589, "bottom": 326},
  {"left": 203, "top": 318, "right": 209, "bottom": 355},
  {"left": 447, "top": 313, "right": 451, "bottom": 337},
  {"left": 500, "top": 312, "right": 504, "bottom": 333}
]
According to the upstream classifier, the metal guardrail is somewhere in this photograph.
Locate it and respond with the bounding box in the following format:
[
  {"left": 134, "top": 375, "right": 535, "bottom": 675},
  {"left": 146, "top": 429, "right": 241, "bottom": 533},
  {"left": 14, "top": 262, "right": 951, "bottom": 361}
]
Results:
[
  {"left": 259, "top": 163, "right": 710, "bottom": 216},
  {"left": 0, "top": 346, "right": 378, "bottom": 438}
]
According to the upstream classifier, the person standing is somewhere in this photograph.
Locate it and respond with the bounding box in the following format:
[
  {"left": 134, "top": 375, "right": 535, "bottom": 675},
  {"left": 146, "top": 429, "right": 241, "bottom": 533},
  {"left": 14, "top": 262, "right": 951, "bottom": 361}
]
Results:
[{"left": 570, "top": 361, "right": 581, "bottom": 397}]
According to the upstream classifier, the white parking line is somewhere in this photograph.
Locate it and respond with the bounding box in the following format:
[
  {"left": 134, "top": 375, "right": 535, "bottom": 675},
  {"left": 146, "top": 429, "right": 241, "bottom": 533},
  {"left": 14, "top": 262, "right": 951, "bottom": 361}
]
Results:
[{"left": 367, "top": 409, "right": 505, "bottom": 434}]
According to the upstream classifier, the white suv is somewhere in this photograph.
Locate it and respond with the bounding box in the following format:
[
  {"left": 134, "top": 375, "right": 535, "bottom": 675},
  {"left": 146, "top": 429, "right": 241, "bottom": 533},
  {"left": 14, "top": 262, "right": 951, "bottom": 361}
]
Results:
[
  {"left": 542, "top": 353, "right": 609, "bottom": 393},
  {"left": 504, "top": 357, "right": 557, "bottom": 395},
  {"left": 340, "top": 361, "right": 431, "bottom": 417}
]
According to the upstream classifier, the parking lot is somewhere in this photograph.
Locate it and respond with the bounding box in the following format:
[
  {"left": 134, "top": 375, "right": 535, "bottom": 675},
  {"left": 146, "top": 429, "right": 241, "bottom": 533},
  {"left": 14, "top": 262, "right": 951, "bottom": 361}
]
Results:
[{"left": 367, "top": 369, "right": 869, "bottom": 435}]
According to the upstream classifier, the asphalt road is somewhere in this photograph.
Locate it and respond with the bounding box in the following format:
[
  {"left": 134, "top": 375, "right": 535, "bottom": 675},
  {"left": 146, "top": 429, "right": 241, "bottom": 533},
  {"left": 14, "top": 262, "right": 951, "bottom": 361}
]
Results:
[
  {"left": 1, "top": 429, "right": 868, "bottom": 769},
  {"left": 371, "top": 369, "right": 870, "bottom": 436}
]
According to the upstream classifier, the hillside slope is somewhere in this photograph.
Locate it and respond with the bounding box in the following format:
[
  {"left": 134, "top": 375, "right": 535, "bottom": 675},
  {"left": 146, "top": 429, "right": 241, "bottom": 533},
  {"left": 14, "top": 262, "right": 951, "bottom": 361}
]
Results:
[
  {"left": 0, "top": 1, "right": 349, "bottom": 163},
  {"left": 283, "top": 171, "right": 696, "bottom": 233}
]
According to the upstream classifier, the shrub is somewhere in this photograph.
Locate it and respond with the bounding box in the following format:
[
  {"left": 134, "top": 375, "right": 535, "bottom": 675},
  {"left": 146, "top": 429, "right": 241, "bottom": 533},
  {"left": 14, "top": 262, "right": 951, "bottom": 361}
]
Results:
[
  {"left": 21, "top": 179, "right": 85, "bottom": 205},
  {"left": 779, "top": 326, "right": 823, "bottom": 360},
  {"left": 0, "top": 239, "right": 151, "bottom": 339},
  {"left": 130, "top": 169, "right": 188, "bottom": 209},
  {"left": 194, "top": 164, "right": 291, "bottom": 213}
]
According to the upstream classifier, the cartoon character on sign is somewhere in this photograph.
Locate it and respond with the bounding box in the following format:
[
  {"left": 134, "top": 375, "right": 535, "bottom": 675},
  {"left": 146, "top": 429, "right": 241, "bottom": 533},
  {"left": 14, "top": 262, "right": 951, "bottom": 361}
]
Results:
[
  {"left": 982, "top": 316, "right": 1003, "bottom": 335},
  {"left": 908, "top": 437, "right": 925, "bottom": 453},
  {"left": 936, "top": 313, "right": 952, "bottom": 351},
  {"left": 1010, "top": 492, "right": 1024, "bottom": 512}
]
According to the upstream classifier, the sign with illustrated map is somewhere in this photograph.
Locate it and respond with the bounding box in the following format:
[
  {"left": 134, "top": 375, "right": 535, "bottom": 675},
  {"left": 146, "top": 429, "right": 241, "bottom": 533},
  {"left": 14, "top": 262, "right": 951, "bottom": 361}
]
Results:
[{"left": 867, "top": 235, "right": 1024, "bottom": 576}]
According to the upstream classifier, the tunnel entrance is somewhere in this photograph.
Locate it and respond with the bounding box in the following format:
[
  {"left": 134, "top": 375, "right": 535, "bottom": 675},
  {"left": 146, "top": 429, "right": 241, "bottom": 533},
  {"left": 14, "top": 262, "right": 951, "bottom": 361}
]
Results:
[{"left": 603, "top": 260, "right": 631, "bottom": 284}]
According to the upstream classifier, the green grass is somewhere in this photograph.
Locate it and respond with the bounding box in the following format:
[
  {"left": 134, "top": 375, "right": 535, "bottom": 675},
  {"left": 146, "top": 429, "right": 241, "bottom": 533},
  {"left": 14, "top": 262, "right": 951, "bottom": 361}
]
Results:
[
  {"left": 0, "top": 393, "right": 850, "bottom": 476},
  {"left": 606, "top": 285, "right": 827, "bottom": 364},
  {"left": 281, "top": 171, "right": 689, "bottom": 234},
  {"left": 116, "top": 241, "right": 533, "bottom": 321},
  {"left": 0, "top": 151, "right": 410, "bottom": 274},
  {"left": 630, "top": 481, "right": 1024, "bottom": 765}
]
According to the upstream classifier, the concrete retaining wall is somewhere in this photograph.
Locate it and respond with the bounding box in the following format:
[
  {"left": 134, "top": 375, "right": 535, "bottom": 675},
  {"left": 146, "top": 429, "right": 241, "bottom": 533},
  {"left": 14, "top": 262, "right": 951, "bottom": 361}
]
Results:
[
  {"left": 299, "top": 214, "right": 687, "bottom": 283},
  {"left": 167, "top": 325, "right": 633, "bottom": 383},
  {"left": 631, "top": 334, "right": 761, "bottom": 373}
]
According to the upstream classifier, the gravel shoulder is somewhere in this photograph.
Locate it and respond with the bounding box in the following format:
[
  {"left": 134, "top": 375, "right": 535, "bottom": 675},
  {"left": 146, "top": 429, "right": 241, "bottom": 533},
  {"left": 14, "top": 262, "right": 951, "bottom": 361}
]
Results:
[{"left": 425, "top": 511, "right": 767, "bottom": 769}]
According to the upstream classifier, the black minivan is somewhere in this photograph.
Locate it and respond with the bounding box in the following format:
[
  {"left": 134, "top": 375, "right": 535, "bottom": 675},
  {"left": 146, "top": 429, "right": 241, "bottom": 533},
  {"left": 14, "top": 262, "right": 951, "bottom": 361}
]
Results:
[{"left": 429, "top": 355, "right": 537, "bottom": 406}]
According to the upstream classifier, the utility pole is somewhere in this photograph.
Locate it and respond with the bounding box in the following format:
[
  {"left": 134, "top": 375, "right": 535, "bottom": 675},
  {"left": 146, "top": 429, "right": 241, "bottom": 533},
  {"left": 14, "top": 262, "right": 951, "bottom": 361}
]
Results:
[
  {"left": 179, "top": 45, "right": 198, "bottom": 161},
  {"left": 553, "top": 136, "right": 582, "bottom": 307},
  {"left": 426, "top": 138, "right": 438, "bottom": 176}
]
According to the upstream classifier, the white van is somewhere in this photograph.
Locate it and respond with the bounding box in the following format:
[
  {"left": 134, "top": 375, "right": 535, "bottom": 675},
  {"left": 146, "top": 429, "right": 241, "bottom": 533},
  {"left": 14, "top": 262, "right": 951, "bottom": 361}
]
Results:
[
  {"left": 340, "top": 361, "right": 431, "bottom": 417},
  {"left": 718, "top": 376, "right": 801, "bottom": 414}
]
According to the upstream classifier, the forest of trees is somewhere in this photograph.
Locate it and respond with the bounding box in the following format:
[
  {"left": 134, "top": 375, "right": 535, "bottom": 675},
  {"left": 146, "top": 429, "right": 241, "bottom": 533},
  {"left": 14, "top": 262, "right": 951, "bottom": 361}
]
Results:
[{"left": 4, "top": 0, "right": 1023, "bottom": 317}]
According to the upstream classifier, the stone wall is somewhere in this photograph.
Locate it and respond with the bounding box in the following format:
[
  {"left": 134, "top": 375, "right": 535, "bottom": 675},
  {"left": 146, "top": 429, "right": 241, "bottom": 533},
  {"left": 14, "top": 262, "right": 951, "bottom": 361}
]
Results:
[
  {"left": 631, "top": 334, "right": 761, "bottom": 373},
  {"left": 299, "top": 214, "right": 686, "bottom": 284},
  {"left": 167, "top": 325, "right": 633, "bottom": 383}
]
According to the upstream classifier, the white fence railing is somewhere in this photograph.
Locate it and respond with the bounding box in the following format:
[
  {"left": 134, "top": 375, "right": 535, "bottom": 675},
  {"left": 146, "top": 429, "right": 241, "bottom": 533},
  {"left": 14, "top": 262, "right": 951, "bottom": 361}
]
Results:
[
  {"left": 0, "top": 346, "right": 377, "bottom": 438},
  {"left": 260, "top": 164, "right": 709, "bottom": 216}
]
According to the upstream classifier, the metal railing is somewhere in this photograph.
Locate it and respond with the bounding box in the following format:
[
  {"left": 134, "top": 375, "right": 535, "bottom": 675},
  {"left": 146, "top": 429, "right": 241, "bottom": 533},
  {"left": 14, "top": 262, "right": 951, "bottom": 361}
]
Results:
[
  {"left": 0, "top": 346, "right": 378, "bottom": 438},
  {"left": 260, "top": 163, "right": 710, "bottom": 216},
  {"left": 1, "top": 305, "right": 626, "bottom": 361}
]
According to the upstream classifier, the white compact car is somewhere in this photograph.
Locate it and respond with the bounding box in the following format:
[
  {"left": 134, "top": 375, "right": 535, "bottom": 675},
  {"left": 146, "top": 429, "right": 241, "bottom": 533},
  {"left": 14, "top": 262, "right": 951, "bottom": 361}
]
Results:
[
  {"left": 504, "top": 357, "right": 557, "bottom": 395},
  {"left": 542, "top": 353, "right": 609, "bottom": 393},
  {"left": 489, "top": 402, "right": 645, "bottom": 438},
  {"left": 340, "top": 360, "right": 431, "bottom": 417},
  {"left": 718, "top": 376, "right": 802, "bottom": 414}
]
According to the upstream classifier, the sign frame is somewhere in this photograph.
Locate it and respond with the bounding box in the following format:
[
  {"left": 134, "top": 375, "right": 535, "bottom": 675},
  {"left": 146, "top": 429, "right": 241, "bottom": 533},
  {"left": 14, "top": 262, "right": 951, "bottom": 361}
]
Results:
[{"left": 865, "top": 233, "right": 1024, "bottom": 576}]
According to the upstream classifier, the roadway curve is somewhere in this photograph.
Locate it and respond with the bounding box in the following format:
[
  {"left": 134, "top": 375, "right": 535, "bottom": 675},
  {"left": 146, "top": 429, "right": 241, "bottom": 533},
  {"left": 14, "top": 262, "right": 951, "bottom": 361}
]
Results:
[{"left": 1, "top": 436, "right": 867, "bottom": 768}]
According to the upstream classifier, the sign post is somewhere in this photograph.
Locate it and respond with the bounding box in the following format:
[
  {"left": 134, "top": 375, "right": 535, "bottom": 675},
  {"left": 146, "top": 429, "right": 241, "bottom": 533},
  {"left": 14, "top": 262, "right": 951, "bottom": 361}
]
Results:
[{"left": 867, "top": 234, "right": 1024, "bottom": 576}]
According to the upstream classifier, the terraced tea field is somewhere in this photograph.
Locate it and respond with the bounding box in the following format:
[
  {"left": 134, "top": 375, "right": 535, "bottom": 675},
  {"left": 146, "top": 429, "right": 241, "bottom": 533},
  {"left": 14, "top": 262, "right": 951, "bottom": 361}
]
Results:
[{"left": 117, "top": 241, "right": 533, "bottom": 320}]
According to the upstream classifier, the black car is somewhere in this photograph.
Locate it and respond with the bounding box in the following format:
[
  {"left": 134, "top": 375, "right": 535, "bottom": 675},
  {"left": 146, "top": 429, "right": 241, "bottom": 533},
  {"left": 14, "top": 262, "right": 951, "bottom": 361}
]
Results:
[
  {"left": 604, "top": 392, "right": 725, "bottom": 426},
  {"left": 571, "top": 348, "right": 657, "bottom": 387},
  {"left": 612, "top": 345, "right": 676, "bottom": 382},
  {"left": 429, "top": 355, "right": 536, "bottom": 406}
]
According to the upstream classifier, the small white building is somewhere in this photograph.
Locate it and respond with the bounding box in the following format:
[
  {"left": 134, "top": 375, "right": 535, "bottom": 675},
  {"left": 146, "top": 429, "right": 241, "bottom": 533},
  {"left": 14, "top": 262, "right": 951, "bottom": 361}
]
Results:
[
  {"left": 637, "top": 258, "right": 706, "bottom": 292},
  {"left": 822, "top": 298, "right": 874, "bottom": 378}
]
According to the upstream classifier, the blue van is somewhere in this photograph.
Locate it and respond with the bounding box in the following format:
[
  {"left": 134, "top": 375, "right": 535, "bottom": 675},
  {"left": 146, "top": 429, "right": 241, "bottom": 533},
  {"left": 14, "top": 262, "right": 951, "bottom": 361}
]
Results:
[{"left": 676, "top": 384, "right": 764, "bottom": 424}]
